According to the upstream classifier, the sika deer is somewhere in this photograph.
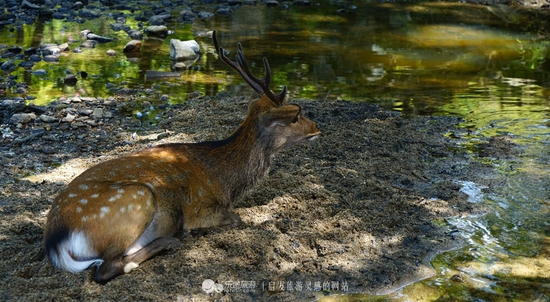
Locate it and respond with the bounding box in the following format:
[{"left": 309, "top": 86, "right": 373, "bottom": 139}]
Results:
[{"left": 44, "top": 30, "right": 320, "bottom": 284}]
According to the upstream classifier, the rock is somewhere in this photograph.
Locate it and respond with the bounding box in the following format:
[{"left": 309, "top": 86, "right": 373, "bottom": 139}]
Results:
[
  {"left": 149, "top": 13, "right": 172, "bottom": 25},
  {"left": 80, "top": 40, "right": 98, "bottom": 48},
  {"left": 216, "top": 7, "right": 233, "bottom": 15},
  {"left": 169, "top": 39, "right": 200, "bottom": 61},
  {"left": 41, "top": 146, "right": 56, "bottom": 154},
  {"left": 172, "top": 62, "right": 187, "bottom": 71},
  {"left": 127, "top": 29, "right": 143, "bottom": 40},
  {"left": 110, "top": 23, "right": 130, "bottom": 32},
  {"left": 179, "top": 10, "right": 196, "bottom": 22},
  {"left": 21, "top": 0, "right": 40, "bottom": 9},
  {"left": 51, "top": 12, "right": 65, "bottom": 19},
  {"left": 43, "top": 55, "right": 59, "bottom": 62},
  {"left": 106, "top": 49, "right": 116, "bottom": 56},
  {"left": 266, "top": 0, "right": 279, "bottom": 6},
  {"left": 58, "top": 43, "right": 70, "bottom": 51},
  {"left": 10, "top": 113, "right": 35, "bottom": 124},
  {"left": 123, "top": 40, "right": 142, "bottom": 53},
  {"left": 79, "top": 9, "right": 100, "bottom": 18},
  {"left": 24, "top": 47, "right": 37, "bottom": 55},
  {"left": 64, "top": 74, "right": 77, "bottom": 86},
  {"left": 32, "top": 69, "right": 48, "bottom": 76},
  {"left": 40, "top": 44, "right": 61, "bottom": 55},
  {"left": 92, "top": 108, "right": 103, "bottom": 119},
  {"left": 18, "top": 61, "right": 34, "bottom": 68},
  {"left": 8, "top": 46, "right": 23, "bottom": 54},
  {"left": 29, "top": 54, "right": 41, "bottom": 62},
  {"left": 39, "top": 115, "right": 57, "bottom": 123},
  {"left": 197, "top": 11, "right": 214, "bottom": 19},
  {"left": 145, "top": 25, "right": 168, "bottom": 37},
  {"left": 62, "top": 113, "right": 76, "bottom": 122},
  {"left": 145, "top": 70, "right": 181, "bottom": 80},
  {"left": 103, "top": 110, "right": 112, "bottom": 118},
  {"left": 228, "top": 0, "right": 242, "bottom": 5},
  {"left": 86, "top": 33, "right": 115, "bottom": 43},
  {"left": 1, "top": 60, "right": 16, "bottom": 72}
]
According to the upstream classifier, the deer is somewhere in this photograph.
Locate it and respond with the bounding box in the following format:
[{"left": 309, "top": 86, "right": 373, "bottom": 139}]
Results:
[{"left": 43, "top": 30, "right": 320, "bottom": 284}]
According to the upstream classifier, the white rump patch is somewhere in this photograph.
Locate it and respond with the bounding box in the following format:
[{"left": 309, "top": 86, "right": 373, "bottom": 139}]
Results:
[{"left": 49, "top": 231, "right": 103, "bottom": 273}]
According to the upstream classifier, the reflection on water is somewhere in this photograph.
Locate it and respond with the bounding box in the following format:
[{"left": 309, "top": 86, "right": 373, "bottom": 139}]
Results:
[{"left": 2, "top": 0, "right": 550, "bottom": 300}]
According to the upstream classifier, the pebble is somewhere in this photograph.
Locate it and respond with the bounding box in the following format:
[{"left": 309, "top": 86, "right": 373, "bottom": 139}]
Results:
[
  {"left": 123, "top": 40, "right": 142, "bottom": 53},
  {"left": 43, "top": 55, "right": 59, "bottom": 62},
  {"left": 92, "top": 108, "right": 104, "bottom": 119},
  {"left": 146, "top": 25, "right": 168, "bottom": 37},
  {"left": 10, "top": 113, "right": 35, "bottom": 124},
  {"left": 62, "top": 113, "right": 76, "bottom": 123},
  {"left": 18, "top": 61, "right": 35, "bottom": 68},
  {"left": 39, "top": 115, "right": 57, "bottom": 123},
  {"left": 32, "top": 69, "right": 48, "bottom": 76},
  {"left": 41, "top": 146, "right": 55, "bottom": 154},
  {"left": 80, "top": 40, "right": 98, "bottom": 48},
  {"left": 29, "top": 54, "right": 42, "bottom": 62},
  {"left": 127, "top": 29, "right": 143, "bottom": 40},
  {"left": 64, "top": 74, "right": 78, "bottom": 86}
]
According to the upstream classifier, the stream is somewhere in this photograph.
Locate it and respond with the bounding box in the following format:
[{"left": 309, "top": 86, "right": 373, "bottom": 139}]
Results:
[{"left": 1, "top": 0, "right": 550, "bottom": 300}]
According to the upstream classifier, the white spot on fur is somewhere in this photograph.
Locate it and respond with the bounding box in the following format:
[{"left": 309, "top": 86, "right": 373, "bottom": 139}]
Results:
[
  {"left": 79, "top": 184, "right": 89, "bottom": 190},
  {"left": 120, "top": 206, "right": 126, "bottom": 213},
  {"left": 127, "top": 204, "right": 133, "bottom": 211},
  {"left": 100, "top": 206, "right": 110, "bottom": 215},
  {"left": 117, "top": 188, "right": 125, "bottom": 193},
  {"left": 76, "top": 207, "right": 82, "bottom": 213},
  {"left": 68, "top": 193, "right": 77, "bottom": 198},
  {"left": 82, "top": 215, "right": 88, "bottom": 222},
  {"left": 109, "top": 196, "right": 116, "bottom": 202},
  {"left": 91, "top": 193, "right": 99, "bottom": 198},
  {"left": 132, "top": 194, "right": 137, "bottom": 199},
  {"left": 79, "top": 199, "right": 87, "bottom": 205},
  {"left": 137, "top": 190, "right": 145, "bottom": 196}
]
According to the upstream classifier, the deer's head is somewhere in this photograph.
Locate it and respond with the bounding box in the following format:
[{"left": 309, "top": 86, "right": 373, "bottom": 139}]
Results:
[{"left": 213, "top": 31, "right": 320, "bottom": 151}]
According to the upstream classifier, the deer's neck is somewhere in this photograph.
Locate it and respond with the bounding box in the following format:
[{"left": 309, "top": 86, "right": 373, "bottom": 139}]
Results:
[{"left": 196, "top": 122, "right": 277, "bottom": 202}]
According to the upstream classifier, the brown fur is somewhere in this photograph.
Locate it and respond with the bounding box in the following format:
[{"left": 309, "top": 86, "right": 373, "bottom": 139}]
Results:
[{"left": 44, "top": 34, "right": 320, "bottom": 284}]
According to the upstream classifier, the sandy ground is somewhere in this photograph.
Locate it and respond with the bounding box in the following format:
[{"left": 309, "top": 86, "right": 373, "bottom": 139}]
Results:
[{"left": 0, "top": 95, "right": 503, "bottom": 301}]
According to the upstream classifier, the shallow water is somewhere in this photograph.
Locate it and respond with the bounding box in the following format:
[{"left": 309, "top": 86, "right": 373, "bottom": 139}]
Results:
[{"left": 2, "top": 0, "right": 550, "bottom": 300}]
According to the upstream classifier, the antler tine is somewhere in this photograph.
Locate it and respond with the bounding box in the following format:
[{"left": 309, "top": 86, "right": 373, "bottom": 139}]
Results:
[
  {"left": 213, "top": 31, "right": 263, "bottom": 95},
  {"left": 236, "top": 47, "right": 288, "bottom": 106},
  {"left": 213, "top": 30, "right": 287, "bottom": 106}
]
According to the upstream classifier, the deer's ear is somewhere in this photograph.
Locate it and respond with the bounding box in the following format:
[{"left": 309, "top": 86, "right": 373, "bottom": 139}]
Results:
[{"left": 260, "top": 104, "right": 301, "bottom": 128}]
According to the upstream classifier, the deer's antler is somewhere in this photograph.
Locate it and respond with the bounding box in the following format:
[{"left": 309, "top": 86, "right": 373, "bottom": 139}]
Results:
[{"left": 213, "top": 30, "right": 287, "bottom": 106}]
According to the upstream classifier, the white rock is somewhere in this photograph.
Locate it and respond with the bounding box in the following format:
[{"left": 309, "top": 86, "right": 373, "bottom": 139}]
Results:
[{"left": 169, "top": 39, "right": 200, "bottom": 61}]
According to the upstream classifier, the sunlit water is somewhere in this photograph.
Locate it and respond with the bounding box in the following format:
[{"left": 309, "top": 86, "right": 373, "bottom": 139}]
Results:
[{"left": 2, "top": 0, "right": 550, "bottom": 300}]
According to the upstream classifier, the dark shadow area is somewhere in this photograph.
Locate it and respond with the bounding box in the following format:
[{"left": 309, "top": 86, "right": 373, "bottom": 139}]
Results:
[{"left": 0, "top": 97, "right": 502, "bottom": 300}]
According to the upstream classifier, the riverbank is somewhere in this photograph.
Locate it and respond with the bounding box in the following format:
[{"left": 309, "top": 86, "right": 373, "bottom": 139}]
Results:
[{"left": 0, "top": 95, "right": 506, "bottom": 301}]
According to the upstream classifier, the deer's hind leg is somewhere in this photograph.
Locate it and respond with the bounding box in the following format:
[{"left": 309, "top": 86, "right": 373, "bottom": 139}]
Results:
[{"left": 94, "top": 236, "right": 182, "bottom": 284}]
